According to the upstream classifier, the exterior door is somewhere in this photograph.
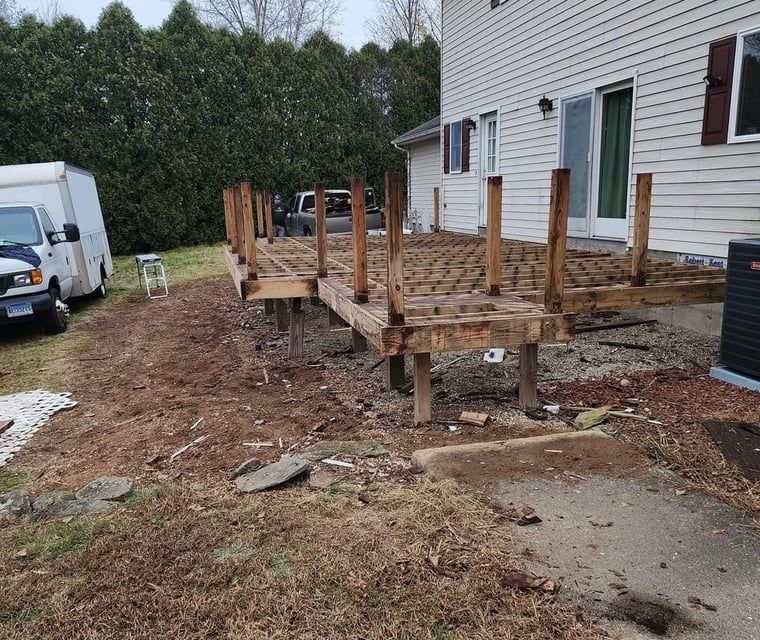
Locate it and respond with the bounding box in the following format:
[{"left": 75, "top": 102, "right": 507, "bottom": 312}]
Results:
[
  {"left": 559, "top": 94, "right": 593, "bottom": 235},
  {"left": 593, "top": 84, "right": 634, "bottom": 239},
  {"left": 478, "top": 112, "right": 499, "bottom": 227},
  {"left": 558, "top": 81, "right": 634, "bottom": 240}
]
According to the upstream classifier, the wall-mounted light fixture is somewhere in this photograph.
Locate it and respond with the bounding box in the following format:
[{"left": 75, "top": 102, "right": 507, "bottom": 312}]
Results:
[
  {"left": 703, "top": 74, "right": 723, "bottom": 87},
  {"left": 463, "top": 117, "right": 477, "bottom": 131},
  {"left": 538, "top": 96, "right": 553, "bottom": 119}
]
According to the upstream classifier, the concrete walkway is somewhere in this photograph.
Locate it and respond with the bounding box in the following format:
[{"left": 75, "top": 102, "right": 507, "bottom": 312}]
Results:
[{"left": 412, "top": 431, "right": 760, "bottom": 639}]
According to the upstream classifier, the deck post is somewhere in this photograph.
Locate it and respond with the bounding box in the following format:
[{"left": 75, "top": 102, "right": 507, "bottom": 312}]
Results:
[
  {"left": 414, "top": 352, "right": 432, "bottom": 424},
  {"left": 386, "top": 172, "right": 405, "bottom": 325},
  {"left": 385, "top": 355, "right": 405, "bottom": 390},
  {"left": 385, "top": 172, "right": 407, "bottom": 389},
  {"left": 264, "top": 299, "right": 274, "bottom": 315},
  {"left": 631, "top": 173, "right": 653, "bottom": 287},
  {"left": 315, "top": 184, "right": 328, "bottom": 278},
  {"left": 265, "top": 190, "right": 274, "bottom": 244},
  {"left": 433, "top": 187, "right": 440, "bottom": 232},
  {"left": 275, "top": 299, "right": 288, "bottom": 333},
  {"left": 223, "top": 189, "right": 232, "bottom": 246},
  {"left": 288, "top": 297, "right": 305, "bottom": 359},
  {"left": 351, "top": 329, "right": 367, "bottom": 353},
  {"left": 241, "top": 181, "right": 258, "bottom": 280},
  {"left": 518, "top": 343, "right": 538, "bottom": 410},
  {"left": 485, "top": 176, "right": 503, "bottom": 296},
  {"left": 328, "top": 308, "right": 344, "bottom": 326},
  {"left": 256, "top": 189, "right": 265, "bottom": 239},
  {"left": 233, "top": 184, "right": 246, "bottom": 265},
  {"left": 544, "top": 168, "right": 570, "bottom": 313},
  {"left": 351, "top": 176, "right": 369, "bottom": 303}
]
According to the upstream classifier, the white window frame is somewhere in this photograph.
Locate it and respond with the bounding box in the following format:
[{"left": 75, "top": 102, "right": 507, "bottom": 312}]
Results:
[
  {"left": 450, "top": 119, "right": 463, "bottom": 174},
  {"left": 729, "top": 24, "right": 760, "bottom": 144}
]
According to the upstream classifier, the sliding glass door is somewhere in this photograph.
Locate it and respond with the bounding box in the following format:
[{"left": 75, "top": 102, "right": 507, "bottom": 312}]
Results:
[{"left": 558, "top": 80, "right": 634, "bottom": 240}]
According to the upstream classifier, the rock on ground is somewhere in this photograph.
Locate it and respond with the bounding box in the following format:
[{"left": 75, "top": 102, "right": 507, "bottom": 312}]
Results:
[
  {"left": 300, "top": 441, "right": 389, "bottom": 462},
  {"left": 75, "top": 476, "right": 134, "bottom": 502},
  {"left": 228, "top": 457, "right": 262, "bottom": 481},
  {"left": 0, "top": 491, "right": 31, "bottom": 519},
  {"left": 235, "top": 456, "right": 309, "bottom": 493},
  {"left": 32, "top": 491, "right": 115, "bottom": 521}
]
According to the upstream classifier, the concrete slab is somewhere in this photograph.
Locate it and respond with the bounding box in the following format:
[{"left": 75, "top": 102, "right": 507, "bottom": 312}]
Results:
[{"left": 413, "top": 432, "right": 760, "bottom": 639}]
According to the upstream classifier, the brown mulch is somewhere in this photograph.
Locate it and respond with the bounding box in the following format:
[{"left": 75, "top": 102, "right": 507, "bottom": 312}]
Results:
[{"left": 546, "top": 368, "right": 760, "bottom": 521}]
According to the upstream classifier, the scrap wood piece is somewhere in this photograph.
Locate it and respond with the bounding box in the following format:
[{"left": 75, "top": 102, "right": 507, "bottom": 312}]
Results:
[
  {"left": 0, "top": 419, "right": 13, "bottom": 435},
  {"left": 459, "top": 411, "right": 489, "bottom": 427},
  {"left": 574, "top": 407, "right": 610, "bottom": 430},
  {"left": 169, "top": 435, "right": 208, "bottom": 461},
  {"left": 598, "top": 340, "right": 650, "bottom": 351},
  {"left": 688, "top": 596, "right": 718, "bottom": 612},
  {"left": 503, "top": 571, "right": 558, "bottom": 594}
]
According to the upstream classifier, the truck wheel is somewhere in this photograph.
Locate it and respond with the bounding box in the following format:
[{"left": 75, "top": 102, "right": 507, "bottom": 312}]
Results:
[
  {"left": 93, "top": 266, "right": 108, "bottom": 299},
  {"left": 303, "top": 226, "right": 312, "bottom": 236},
  {"left": 41, "top": 289, "right": 69, "bottom": 335}
]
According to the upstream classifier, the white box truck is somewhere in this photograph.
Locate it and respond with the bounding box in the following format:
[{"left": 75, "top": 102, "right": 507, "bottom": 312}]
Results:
[{"left": 0, "top": 162, "right": 114, "bottom": 334}]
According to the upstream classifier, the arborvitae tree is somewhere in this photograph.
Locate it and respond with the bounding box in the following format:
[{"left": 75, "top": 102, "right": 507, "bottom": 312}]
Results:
[{"left": 0, "top": 1, "right": 440, "bottom": 252}]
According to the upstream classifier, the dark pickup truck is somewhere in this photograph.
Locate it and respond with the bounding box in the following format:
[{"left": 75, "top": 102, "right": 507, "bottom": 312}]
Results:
[{"left": 286, "top": 187, "right": 383, "bottom": 236}]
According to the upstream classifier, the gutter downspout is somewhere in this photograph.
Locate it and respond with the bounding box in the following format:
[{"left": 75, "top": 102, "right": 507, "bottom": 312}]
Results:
[{"left": 393, "top": 141, "right": 412, "bottom": 230}]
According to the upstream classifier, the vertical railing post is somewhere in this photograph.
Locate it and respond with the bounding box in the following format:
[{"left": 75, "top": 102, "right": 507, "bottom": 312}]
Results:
[
  {"left": 315, "top": 184, "right": 328, "bottom": 278},
  {"left": 223, "top": 189, "right": 232, "bottom": 246},
  {"left": 233, "top": 184, "right": 245, "bottom": 265},
  {"left": 265, "top": 190, "right": 274, "bottom": 244},
  {"left": 241, "top": 182, "right": 257, "bottom": 280},
  {"left": 433, "top": 187, "right": 440, "bottom": 232},
  {"left": 631, "top": 173, "right": 653, "bottom": 287},
  {"left": 351, "top": 176, "right": 369, "bottom": 303},
  {"left": 544, "top": 169, "right": 570, "bottom": 313},
  {"left": 256, "top": 189, "right": 265, "bottom": 239},
  {"left": 485, "top": 176, "right": 503, "bottom": 296},
  {"left": 386, "top": 172, "right": 405, "bottom": 325}
]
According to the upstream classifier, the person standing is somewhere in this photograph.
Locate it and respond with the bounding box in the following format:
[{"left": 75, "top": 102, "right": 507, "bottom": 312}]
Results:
[{"left": 271, "top": 193, "right": 291, "bottom": 237}]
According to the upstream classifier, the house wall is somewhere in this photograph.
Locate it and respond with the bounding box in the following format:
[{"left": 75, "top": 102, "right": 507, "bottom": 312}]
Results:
[
  {"left": 441, "top": 0, "right": 760, "bottom": 258},
  {"left": 407, "top": 136, "right": 441, "bottom": 232}
]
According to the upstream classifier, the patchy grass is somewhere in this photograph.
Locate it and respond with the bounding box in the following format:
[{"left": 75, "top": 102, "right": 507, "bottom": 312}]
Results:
[
  {"left": 0, "top": 243, "right": 225, "bottom": 395},
  {"left": 0, "top": 480, "right": 606, "bottom": 639},
  {"left": 0, "top": 470, "right": 28, "bottom": 493}
]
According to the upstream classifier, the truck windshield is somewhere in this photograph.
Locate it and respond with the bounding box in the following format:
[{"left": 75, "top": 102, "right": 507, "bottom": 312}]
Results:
[{"left": 0, "top": 206, "right": 42, "bottom": 247}]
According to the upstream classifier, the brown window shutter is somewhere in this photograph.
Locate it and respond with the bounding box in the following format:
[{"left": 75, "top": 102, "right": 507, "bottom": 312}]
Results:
[
  {"left": 462, "top": 123, "right": 471, "bottom": 172},
  {"left": 702, "top": 36, "right": 737, "bottom": 145},
  {"left": 443, "top": 124, "right": 451, "bottom": 174}
]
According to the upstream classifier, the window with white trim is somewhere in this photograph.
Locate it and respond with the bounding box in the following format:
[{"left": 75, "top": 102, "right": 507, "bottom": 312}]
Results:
[
  {"left": 450, "top": 120, "right": 462, "bottom": 173},
  {"left": 486, "top": 119, "right": 498, "bottom": 173},
  {"left": 731, "top": 27, "right": 760, "bottom": 142}
]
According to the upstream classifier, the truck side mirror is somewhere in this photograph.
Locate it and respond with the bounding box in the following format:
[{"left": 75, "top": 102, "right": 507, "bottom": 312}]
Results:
[
  {"left": 50, "top": 223, "right": 81, "bottom": 244},
  {"left": 63, "top": 223, "right": 80, "bottom": 243}
]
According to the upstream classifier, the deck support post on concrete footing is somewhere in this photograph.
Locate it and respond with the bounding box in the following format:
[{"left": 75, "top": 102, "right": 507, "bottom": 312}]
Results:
[
  {"left": 351, "top": 328, "right": 367, "bottom": 353},
  {"left": 414, "top": 352, "right": 432, "bottom": 424},
  {"left": 385, "top": 355, "right": 405, "bottom": 390},
  {"left": 518, "top": 343, "right": 538, "bottom": 410},
  {"left": 275, "top": 299, "right": 289, "bottom": 333},
  {"left": 328, "top": 308, "right": 344, "bottom": 326},
  {"left": 288, "top": 298, "right": 304, "bottom": 359},
  {"left": 264, "top": 299, "right": 274, "bottom": 315}
]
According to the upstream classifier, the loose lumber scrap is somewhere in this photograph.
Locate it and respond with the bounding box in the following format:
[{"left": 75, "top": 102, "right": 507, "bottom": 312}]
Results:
[
  {"left": 459, "top": 411, "right": 489, "bottom": 427},
  {"left": 0, "top": 419, "right": 14, "bottom": 435}
]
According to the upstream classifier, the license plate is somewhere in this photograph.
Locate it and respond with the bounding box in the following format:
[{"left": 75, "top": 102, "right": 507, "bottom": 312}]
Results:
[{"left": 7, "top": 302, "right": 33, "bottom": 318}]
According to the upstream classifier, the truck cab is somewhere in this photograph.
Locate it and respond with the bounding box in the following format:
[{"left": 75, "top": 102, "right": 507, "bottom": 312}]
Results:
[
  {"left": 0, "top": 202, "right": 82, "bottom": 334},
  {"left": 288, "top": 187, "right": 383, "bottom": 236}
]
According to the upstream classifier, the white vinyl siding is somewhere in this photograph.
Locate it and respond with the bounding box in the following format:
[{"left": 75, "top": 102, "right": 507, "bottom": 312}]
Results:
[
  {"left": 407, "top": 137, "right": 442, "bottom": 232},
  {"left": 441, "top": 0, "right": 760, "bottom": 258}
]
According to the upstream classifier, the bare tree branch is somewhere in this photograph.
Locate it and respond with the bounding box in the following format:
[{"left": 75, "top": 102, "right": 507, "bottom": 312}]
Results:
[
  {"left": 36, "top": 0, "right": 62, "bottom": 24},
  {"left": 367, "top": 0, "right": 439, "bottom": 46},
  {"left": 0, "top": 0, "right": 19, "bottom": 23},
  {"left": 180, "top": 0, "right": 342, "bottom": 43}
]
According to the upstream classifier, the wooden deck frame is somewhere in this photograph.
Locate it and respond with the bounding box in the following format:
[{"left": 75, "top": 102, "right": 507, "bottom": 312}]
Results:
[{"left": 223, "top": 171, "right": 726, "bottom": 423}]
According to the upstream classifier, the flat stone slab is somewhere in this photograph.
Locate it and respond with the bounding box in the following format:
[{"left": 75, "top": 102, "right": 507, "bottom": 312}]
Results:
[
  {"left": 300, "top": 441, "right": 389, "bottom": 462},
  {"left": 32, "top": 491, "right": 115, "bottom": 521},
  {"left": 235, "top": 456, "right": 309, "bottom": 493},
  {"left": 76, "top": 476, "right": 134, "bottom": 502},
  {"left": 0, "top": 491, "right": 31, "bottom": 519},
  {"left": 412, "top": 431, "right": 760, "bottom": 639}
]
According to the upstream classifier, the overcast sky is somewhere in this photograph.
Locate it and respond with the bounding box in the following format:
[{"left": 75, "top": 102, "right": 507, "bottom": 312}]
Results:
[{"left": 15, "top": 0, "right": 375, "bottom": 49}]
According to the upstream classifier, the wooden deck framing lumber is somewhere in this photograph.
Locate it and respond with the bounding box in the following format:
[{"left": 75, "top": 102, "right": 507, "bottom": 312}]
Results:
[{"left": 222, "top": 171, "right": 726, "bottom": 422}]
